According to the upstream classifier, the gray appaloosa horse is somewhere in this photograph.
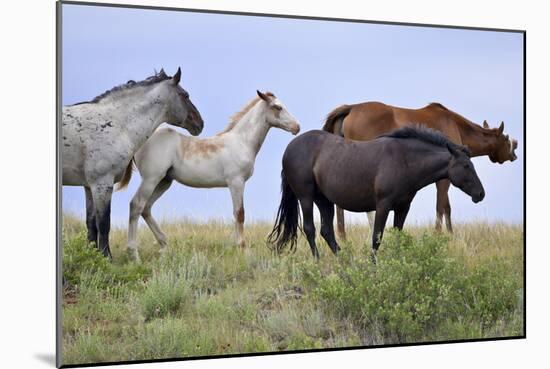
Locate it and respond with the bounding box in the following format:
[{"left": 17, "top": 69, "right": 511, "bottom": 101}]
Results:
[{"left": 62, "top": 68, "right": 204, "bottom": 258}]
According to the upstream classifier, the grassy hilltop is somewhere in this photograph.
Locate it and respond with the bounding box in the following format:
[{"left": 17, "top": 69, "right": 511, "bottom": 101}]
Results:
[{"left": 61, "top": 215, "right": 524, "bottom": 365}]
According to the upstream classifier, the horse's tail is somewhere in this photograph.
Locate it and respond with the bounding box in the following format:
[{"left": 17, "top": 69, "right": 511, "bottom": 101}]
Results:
[
  {"left": 322, "top": 104, "right": 352, "bottom": 136},
  {"left": 267, "top": 171, "right": 301, "bottom": 254},
  {"left": 115, "top": 158, "right": 134, "bottom": 191}
]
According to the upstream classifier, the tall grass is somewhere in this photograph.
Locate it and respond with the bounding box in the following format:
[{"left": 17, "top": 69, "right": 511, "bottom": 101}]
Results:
[{"left": 61, "top": 214, "right": 523, "bottom": 365}]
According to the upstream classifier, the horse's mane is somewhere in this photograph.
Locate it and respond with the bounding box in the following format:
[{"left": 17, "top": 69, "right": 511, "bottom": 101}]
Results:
[
  {"left": 218, "top": 92, "right": 275, "bottom": 135},
  {"left": 381, "top": 126, "right": 471, "bottom": 156},
  {"left": 70, "top": 69, "right": 172, "bottom": 106}
]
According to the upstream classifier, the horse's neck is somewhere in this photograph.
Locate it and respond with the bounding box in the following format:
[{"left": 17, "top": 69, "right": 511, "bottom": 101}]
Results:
[
  {"left": 102, "top": 90, "right": 168, "bottom": 146},
  {"left": 453, "top": 117, "right": 496, "bottom": 157},
  {"left": 410, "top": 147, "right": 451, "bottom": 190},
  {"left": 228, "top": 103, "right": 270, "bottom": 157}
]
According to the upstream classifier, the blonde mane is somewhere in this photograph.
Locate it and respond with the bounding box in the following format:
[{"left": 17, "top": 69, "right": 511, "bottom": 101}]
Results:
[{"left": 218, "top": 92, "right": 275, "bottom": 135}]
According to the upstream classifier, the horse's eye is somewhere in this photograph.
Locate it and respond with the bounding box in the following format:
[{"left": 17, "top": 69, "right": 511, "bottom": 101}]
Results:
[{"left": 272, "top": 105, "right": 282, "bottom": 111}]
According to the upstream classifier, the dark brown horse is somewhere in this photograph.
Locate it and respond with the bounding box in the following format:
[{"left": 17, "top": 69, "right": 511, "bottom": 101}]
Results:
[
  {"left": 322, "top": 101, "right": 517, "bottom": 238},
  {"left": 268, "top": 127, "right": 485, "bottom": 260}
]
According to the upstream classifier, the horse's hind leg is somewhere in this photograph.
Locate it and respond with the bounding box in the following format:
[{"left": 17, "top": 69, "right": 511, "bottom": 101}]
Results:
[
  {"left": 228, "top": 178, "right": 247, "bottom": 248},
  {"left": 435, "top": 179, "right": 453, "bottom": 233},
  {"left": 367, "top": 211, "right": 375, "bottom": 230},
  {"left": 299, "top": 196, "right": 320, "bottom": 259},
  {"left": 128, "top": 177, "right": 163, "bottom": 262},
  {"left": 90, "top": 181, "right": 114, "bottom": 259},
  {"left": 315, "top": 194, "right": 340, "bottom": 255},
  {"left": 371, "top": 202, "right": 390, "bottom": 263},
  {"left": 336, "top": 206, "right": 347, "bottom": 241},
  {"left": 142, "top": 177, "right": 173, "bottom": 253},
  {"left": 84, "top": 186, "right": 98, "bottom": 245}
]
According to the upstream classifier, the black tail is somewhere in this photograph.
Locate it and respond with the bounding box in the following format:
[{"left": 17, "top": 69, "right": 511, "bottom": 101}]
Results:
[{"left": 267, "top": 171, "right": 301, "bottom": 254}]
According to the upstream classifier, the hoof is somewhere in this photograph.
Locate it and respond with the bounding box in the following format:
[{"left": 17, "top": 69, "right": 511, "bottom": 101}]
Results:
[
  {"left": 127, "top": 248, "right": 141, "bottom": 264},
  {"left": 312, "top": 249, "right": 320, "bottom": 260},
  {"left": 370, "top": 250, "right": 378, "bottom": 265}
]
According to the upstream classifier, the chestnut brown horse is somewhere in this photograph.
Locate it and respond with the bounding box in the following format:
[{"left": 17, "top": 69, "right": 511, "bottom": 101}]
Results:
[{"left": 322, "top": 101, "right": 518, "bottom": 238}]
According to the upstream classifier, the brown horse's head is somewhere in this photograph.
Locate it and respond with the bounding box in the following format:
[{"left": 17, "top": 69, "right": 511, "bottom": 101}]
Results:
[{"left": 482, "top": 120, "right": 518, "bottom": 164}]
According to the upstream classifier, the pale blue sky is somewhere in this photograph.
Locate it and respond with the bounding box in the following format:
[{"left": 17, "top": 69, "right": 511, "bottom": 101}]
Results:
[{"left": 61, "top": 4, "right": 524, "bottom": 225}]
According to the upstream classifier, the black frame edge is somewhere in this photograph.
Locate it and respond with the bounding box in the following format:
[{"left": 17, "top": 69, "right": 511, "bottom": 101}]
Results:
[
  {"left": 56, "top": 1, "right": 63, "bottom": 367},
  {"left": 59, "top": 0, "right": 526, "bottom": 34}
]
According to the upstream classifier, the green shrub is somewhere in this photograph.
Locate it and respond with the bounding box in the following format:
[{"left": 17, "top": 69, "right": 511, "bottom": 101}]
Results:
[
  {"left": 62, "top": 232, "right": 110, "bottom": 287},
  {"left": 140, "top": 270, "right": 192, "bottom": 320},
  {"left": 62, "top": 231, "right": 151, "bottom": 292},
  {"left": 460, "top": 260, "right": 522, "bottom": 331},
  {"left": 306, "top": 229, "right": 521, "bottom": 343}
]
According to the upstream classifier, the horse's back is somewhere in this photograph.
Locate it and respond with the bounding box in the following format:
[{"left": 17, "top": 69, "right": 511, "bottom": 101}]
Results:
[
  {"left": 342, "top": 101, "right": 461, "bottom": 143},
  {"left": 284, "top": 130, "right": 391, "bottom": 212},
  {"left": 342, "top": 102, "right": 398, "bottom": 140},
  {"left": 282, "top": 131, "right": 339, "bottom": 189},
  {"left": 62, "top": 103, "right": 127, "bottom": 185},
  {"left": 284, "top": 130, "right": 341, "bottom": 161}
]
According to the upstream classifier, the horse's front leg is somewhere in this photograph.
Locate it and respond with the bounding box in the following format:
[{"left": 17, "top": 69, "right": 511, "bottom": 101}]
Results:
[
  {"left": 84, "top": 186, "right": 98, "bottom": 245},
  {"left": 393, "top": 203, "right": 411, "bottom": 230},
  {"left": 371, "top": 202, "right": 390, "bottom": 263},
  {"left": 90, "top": 181, "right": 114, "bottom": 259},
  {"left": 228, "top": 179, "right": 246, "bottom": 248}
]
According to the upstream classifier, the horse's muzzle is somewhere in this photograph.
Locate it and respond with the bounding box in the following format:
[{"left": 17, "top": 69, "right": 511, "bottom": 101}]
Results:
[
  {"left": 187, "top": 116, "right": 204, "bottom": 136},
  {"left": 472, "top": 189, "right": 485, "bottom": 203},
  {"left": 290, "top": 122, "right": 301, "bottom": 135}
]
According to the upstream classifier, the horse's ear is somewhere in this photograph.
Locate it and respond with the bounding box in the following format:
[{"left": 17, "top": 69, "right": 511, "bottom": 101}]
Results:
[
  {"left": 159, "top": 68, "right": 166, "bottom": 77},
  {"left": 483, "top": 120, "right": 489, "bottom": 129},
  {"left": 498, "top": 121, "right": 504, "bottom": 134},
  {"left": 172, "top": 67, "right": 182, "bottom": 85},
  {"left": 257, "top": 90, "right": 271, "bottom": 102}
]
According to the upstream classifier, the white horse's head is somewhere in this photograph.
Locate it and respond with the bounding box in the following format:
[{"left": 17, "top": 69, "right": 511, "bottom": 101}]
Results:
[
  {"left": 257, "top": 90, "right": 300, "bottom": 135},
  {"left": 154, "top": 67, "right": 204, "bottom": 136}
]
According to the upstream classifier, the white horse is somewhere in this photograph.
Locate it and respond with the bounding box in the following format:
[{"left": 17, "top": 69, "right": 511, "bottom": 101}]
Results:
[
  {"left": 62, "top": 68, "right": 204, "bottom": 258},
  {"left": 126, "top": 91, "right": 300, "bottom": 262}
]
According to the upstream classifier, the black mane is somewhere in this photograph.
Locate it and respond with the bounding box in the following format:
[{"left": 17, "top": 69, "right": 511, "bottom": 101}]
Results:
[
  {"left": 381, "top": 126, "right": 471, "bottom": 156},
  {"left": 70, "top": 69, "right": 171, "bottom": 106}
]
